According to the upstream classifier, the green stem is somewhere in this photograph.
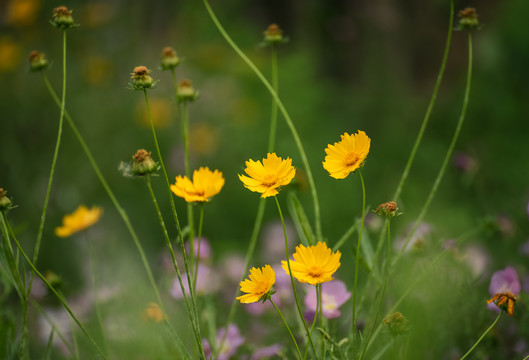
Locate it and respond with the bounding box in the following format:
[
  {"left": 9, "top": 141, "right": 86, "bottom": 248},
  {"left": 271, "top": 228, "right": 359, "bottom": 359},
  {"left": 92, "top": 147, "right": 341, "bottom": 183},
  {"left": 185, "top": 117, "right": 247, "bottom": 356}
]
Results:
[
  {"left": 10, "top": 224, "right": 107, "bottom": 359},
  {"left": 319, "top": 284, "right": 326, "bottom": 359},
  {"left": 145, "top": 176, "right": 205, "bottom": 359},
  {"left": 268, "top": 45, "right": 279, "bottom": 153},
  {"left": 270, "top": 299, "right": 303, "bottom": 360},
  {"left": 393, "top": 32, "right": 473, "bottom": 266},
  {"left": 203, "top": 0, "right": 322, "bottom": 243},
  {"left": 193, "top": 204, "right": 205, "bottom": 290},
  {"left": 276, "top": 196, "right": 319, "bottom": 359},
  {"left": 360, "top": 219, "right": 391, "bottom": 359},
  {"left": 351, "top": 170, "right": 366, "bottom": 355},
  {"left": 304, "top": 285, "right": 320, "bottom": 360},
  {"left": 216, "top": 199, "right": 267, "bottom": 357},
  {"left": 30, "top": 299, "right": 74, "bottom": 355},
  {"left": 460, "top": 311, "right": 502, "bottom": 360},
  {"left": 29, "top": 30, "right": 67, "bottom": 295}
]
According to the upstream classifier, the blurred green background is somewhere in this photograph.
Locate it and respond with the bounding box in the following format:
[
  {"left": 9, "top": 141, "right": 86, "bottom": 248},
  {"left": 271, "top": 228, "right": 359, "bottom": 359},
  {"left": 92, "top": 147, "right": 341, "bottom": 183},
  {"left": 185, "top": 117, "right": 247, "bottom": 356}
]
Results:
[{"left": 1, "top": 0, "right": 529, "bottom": 358}]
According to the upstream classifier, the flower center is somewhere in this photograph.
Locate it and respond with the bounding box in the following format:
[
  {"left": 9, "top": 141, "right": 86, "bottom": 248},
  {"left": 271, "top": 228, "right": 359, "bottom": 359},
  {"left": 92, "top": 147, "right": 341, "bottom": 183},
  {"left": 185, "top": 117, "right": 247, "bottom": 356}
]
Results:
[
  {"left": 262, "top": 174, "right": 278, "bottom": 187},
  {"left": 322, "top": 294, "right": 337, "bottom": 311},
  {"left": 307, "top": 266, "right": 323, "bottom": 278},
  {"left": 254, "top": 282, "right": 270, "bottom": 297},
  {"left": 344, "top": 152, "right": 360, "bottom": 167}
]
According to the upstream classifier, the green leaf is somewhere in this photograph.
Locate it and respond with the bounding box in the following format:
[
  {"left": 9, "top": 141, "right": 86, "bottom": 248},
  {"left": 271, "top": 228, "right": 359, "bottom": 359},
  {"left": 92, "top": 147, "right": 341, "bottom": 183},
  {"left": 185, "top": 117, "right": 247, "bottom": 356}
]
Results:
[{"left": 287, "top": 192, "right": 316, "bottom": 246}]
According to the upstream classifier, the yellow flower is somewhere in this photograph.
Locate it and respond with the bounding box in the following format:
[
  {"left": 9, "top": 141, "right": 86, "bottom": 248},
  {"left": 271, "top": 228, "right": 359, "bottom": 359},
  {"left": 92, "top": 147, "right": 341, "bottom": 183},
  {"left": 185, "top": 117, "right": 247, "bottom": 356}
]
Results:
[
  {"left": 322, "top": 130, "right": 371, "bottom": 179},
  {"left": 237, "top": 265, "right": 275, "bottom": 304},
  {"left": 238, "top": 153, "right": 295, "bottom": 198},
  {"left": 282, "top": 242, "right": 341, "bottom": 285},
  {"left": 487, "top": 292, "right": 516, "bottom": 316},
  {"left": 171, "top": 167, "right": 224, "bottom": 203},
  {"left": 55, "top": 205, "right": 102, "bottom": 238},
  {"left": 142, "top": 302, "right": 165, "bottom": 323}
]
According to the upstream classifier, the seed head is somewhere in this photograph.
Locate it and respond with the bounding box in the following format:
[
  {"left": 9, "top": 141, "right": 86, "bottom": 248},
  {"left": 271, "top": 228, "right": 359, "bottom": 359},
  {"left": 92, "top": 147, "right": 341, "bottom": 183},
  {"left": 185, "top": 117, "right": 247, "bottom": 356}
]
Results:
[
  {"left": 263, "top": 23, "right": 288, "bottom": 45},
  {"left": 28, "top": 50, "right": 49, "bottom": 72},
  {"left": 132, "top": 149, "right": 159, "bottom": 175},
  {"left": 51, "top": 6, "right": 78, "bottom": 30},
  {"left": 383, "top": 312, "right": 408, "bottom": 336},
  {"left": 160, "top": 47, "right": 180, "bottom": 71},
  {"left": 456, "top": 7, "right": 480, "bottom": 31},
  {"left": 129, "top": 66, "right": 157, "bottom": 91},
  {"left": 375, "top": 201, "right": 400, "bottom": 218},
  {"left": 177, "top": 79, "right": 198, "bottom": 102}
]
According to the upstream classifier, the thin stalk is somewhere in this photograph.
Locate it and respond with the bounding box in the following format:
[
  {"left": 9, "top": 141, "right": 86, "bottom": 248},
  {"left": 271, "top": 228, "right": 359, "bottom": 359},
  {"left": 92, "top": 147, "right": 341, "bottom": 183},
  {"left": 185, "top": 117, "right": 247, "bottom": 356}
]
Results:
[
  {"left": 42, "top": 328, "right": 54, "bottom": 360},
  {"left": 145, "top": 176, "right": 205, "bottom": 359},
  {"left": 351, "top": 170, "right": 366, "bottom": 355},
  {"left": 303, "top": 285, "right": 320, "bottom": 360},
  {"left": 372, "top": 0, "right": 455, "bottom": 268},
  {"left": 268, "top": 45, "right": 279, "bottom": 153},
  {"left": 203, "top": 0, "right": 322, "bottom": 242},
  {"left": 460, "top": 311, "right": 502, "bottom": 360},
  {"left": 29, "top": 30, "right": 67, "bottom": 293},
  {"left": 40, "top": 73, "right": 166, "bottom": 326},
  {"left": 393, "top": 32, "right": 473, "bottom": 266},
  {"left": 30, "top": 299, "right": 74, "bottom": 354},
  {"left": 67, "top": 311, "right": 81, "bottom": 360},
  {"left": 319, "top": 285, "right": 326, "bottom": 359},
  {"left": 360, "top": 219, "right": 392, "bottom": 359},
  {"left": 270, "top": 299, "right": 303, "bottom": 360},
  {"left": 276, "top": 197, "right": 318, "bottom": 359},
  {"left": 193, "top": 204, "right": 205, "bottom": 290}
]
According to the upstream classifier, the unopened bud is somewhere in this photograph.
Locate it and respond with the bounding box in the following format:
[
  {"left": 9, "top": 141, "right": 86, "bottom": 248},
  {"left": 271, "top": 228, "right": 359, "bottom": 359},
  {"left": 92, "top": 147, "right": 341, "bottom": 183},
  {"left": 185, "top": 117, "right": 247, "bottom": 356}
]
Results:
[
  {"left": 0, "top": 188, "right": 12, "bottom": 211},
  {"left": 132, "top": 149, "right": 159, "bottom": 175},
  {"left": 177, "top": 79, "right": 198, "bottom": 102},
  {"left": 263, "top": 24, "right": 288, "bottom": 45},
  {"left": 130, "top": 66, "right": 157, "bottom": 91},
  {"left": 383, "top": 312, "right": 408, "bottom": 336},
  {"left": 160, "top": 47, "right": 180, "bottom": 71},
  {"left": 51, "top": 6, "right": 78, "bottom": 30},
  {"left": 456, "top": 7, "right": 480, "bottom": 31},
  {"left": 44, "top": 270, "right": 62, "bottom": 289},
  {"left": 28, "top": 51, "right": 49, "bottom": 72},
  {"left": 375, "top": 201, "right": 400, "bottom": 218}
]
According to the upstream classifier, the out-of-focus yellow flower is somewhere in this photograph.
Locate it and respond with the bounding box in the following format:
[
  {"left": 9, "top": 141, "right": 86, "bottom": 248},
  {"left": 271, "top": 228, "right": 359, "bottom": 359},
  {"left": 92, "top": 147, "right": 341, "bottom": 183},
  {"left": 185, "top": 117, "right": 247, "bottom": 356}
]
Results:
[
  {"left": 81, "top": 2, "right": 115, "bottom": 27},
  {"left": 190, "top": 124, "right": 219, "bottom": 156},
  {"left": 55, "top": 205, "right": 102, "bottom": 238},
  {"left": 136, "top": 98, "right": 173, "bottom": 129},
  {"left": 237, "top": 265, "right": 275, "bottom": 304},
  {"left": 83, "top": 56, "right": 112, "bottom": 85},
  {"left": 142, "top": 302, "right": 165, "bottom": 323},
  {"left": 0, "top": 37, "right": 21, "bottom": 72},
  {"left": 282, "top": 242, "right": 341, "bottom": 286},
  {"left": 171, "top": 167, "right": 224, "bottom": 203},
  {"left": 6, "top": 0, "right": 40, "bottom": 26},
  {"left": 323, "top": 130, "right": 371, "bottom": 179},
  {"left": 239, "top": 153, "right": 295, "bottom": 198}
]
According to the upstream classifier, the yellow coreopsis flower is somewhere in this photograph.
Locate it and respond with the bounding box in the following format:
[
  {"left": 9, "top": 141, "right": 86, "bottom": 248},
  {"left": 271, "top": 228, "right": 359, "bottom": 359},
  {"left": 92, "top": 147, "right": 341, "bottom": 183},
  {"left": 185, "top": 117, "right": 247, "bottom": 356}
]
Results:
[
  {"left": 237, "top": 265, "right": 275, "bottom": 304},
  {"left": 238, "top": 153, "right": 295, "bottom": 198},
  {"left": 322, "top": 130, "right": 371, "bottom": 179},
  {"left": 55, "top": 205, "right": 102, "bottom": 238},
  {"left": 171, "top": 167, "right": 224, "bottom": 203},
  {"left": 282, "top": 242, "right": 341, "bottom": 286},
  {"left": 142, "top": 302, "right": 165, "bottom": 323}
]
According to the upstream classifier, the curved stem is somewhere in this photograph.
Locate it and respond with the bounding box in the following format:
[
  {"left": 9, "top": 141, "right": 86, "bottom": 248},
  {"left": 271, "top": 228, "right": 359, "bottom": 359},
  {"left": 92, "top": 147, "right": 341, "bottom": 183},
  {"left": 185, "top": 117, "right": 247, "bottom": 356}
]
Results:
[
  {"left": 268, "top": 45, "right": 279, "bottom": 153},
  {"left": 203, "top": 0, "right": 322, "bottom": 242},
  {"left": 193, "top": 204, "right": 205, "bottom": 290},
  {"left": 460, "top": 311, "right": 502, "bottom": 360},
  {"left": 360, "top": 219, "right": 391, "bottom": 359},
  {"left": 304, "top": 285, "right": 320, "bottom": 360},
  {"left": 270, "top": 299, "right": 303, "bottom": 360},
  {"left": 351, "top": 170, "right": 366, "bottom": 354},
  {"left": 393, "top": 32, "right": 473, "bottom": 266},
  {"left": 145, "top": 176, "right": 205, "bottom": 358},
  {"left": 29, "top": 30, "right": 67, "bottom": 294},
  {"left": 276, "top": 196, "right": 319, "bottom": 359}
]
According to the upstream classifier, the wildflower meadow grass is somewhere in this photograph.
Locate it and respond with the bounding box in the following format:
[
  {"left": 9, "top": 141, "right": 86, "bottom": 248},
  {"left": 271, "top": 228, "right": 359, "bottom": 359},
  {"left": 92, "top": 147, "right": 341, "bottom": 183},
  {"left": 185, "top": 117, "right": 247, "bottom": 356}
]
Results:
[{"left": 1, "top": 1, "right": 529, "bottom": 359}]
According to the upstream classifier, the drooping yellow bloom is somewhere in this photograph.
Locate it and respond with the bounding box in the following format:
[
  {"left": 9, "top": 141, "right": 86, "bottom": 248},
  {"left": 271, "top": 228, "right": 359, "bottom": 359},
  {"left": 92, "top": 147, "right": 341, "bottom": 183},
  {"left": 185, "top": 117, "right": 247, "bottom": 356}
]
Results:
[
  {"left": 322, "top": 130, "right": 371, "bottom": 179},
  {"left": 282, "top": 242, "right": 341, "bottom": 285},
  {"left": 487, "top": 292, "right": 516, "bottom": 316},
  {"left": 142, "top": 302, "right": 165, "bottom": 323},
  {"left": 55, "top": 205, "right": 102, "bottom": 238},
  {"left": 238, "top": 153, "right": 295, "bottom": 198},
  {"left": 171, "top": 167, "right": 224, "bottom": 203},
  {"left": 237, "top": 265, "right": 275, "bottom": 304}
]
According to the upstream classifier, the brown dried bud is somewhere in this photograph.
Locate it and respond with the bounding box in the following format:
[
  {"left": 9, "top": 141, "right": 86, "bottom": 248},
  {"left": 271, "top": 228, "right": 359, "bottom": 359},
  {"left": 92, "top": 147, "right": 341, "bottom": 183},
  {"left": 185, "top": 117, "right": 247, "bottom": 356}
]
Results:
[
  {"left": 129, "top": 66, "right": 156, "bottom": 90},
  {"left": 160, "top": 47, "right": 180, "bottom": 71},
  {"left": 383, "top": 312, "right": 408, "bottom": 336},
  {"left": 177, "top": 79, "right": 198, "bottom": 102},
  {"left": 375, "top": 201, "right": 400, "bottom": 218},
  {"left": 263, "top": 23, "right": 285, "bottom": 44},
  {"left": 132, "top": 149, "right": 159, "bottom": 175},
  {"left": 51, "top": 6, "right": 77, "bottom": 29},
  {"left": 457, "top": 7, "right": 480, "bottom": 30},
  {"left": 28, "top": 51, "right": 49, "bottom": 72}
]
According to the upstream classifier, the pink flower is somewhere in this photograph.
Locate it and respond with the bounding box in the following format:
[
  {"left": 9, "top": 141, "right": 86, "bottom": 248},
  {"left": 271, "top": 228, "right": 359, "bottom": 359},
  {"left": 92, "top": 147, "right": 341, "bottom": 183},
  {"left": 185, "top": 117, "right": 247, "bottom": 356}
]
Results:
[
  {"left": 487, "top": 266, "right": 520, "bottom": 313},
  {"left": 304, "top": 280, "right": 351, "bottom": 319},
  {"left": 203, "top": 324, "right": 244, "bottom": 360}
]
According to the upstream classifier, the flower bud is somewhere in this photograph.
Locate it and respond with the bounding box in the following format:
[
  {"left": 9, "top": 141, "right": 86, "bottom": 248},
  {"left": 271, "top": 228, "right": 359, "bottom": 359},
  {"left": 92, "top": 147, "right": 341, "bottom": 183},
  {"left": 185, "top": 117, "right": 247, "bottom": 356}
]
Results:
[
  {"left": 129, "top": 66, "right": 157, "bottom": 91},
  {"left": 160, "top": 47, "right": 180, "bottom": 71},
  {"left": 50, "top": 6, "right": 78, "bottom": 30},
  {"left": 383, "top": 312, "right": 408, "bottom": 336},
  {"left": 0, "top": 188, "right": 12, "bottom": 211},
  {"left": 456, "top": 7, "right": 480, "bottom": 31},
  {"left": 132, "top": 149, "right": 159, "bottom": 175},
  {"left": 375, "top": 201, "right": 400, "bottom": 218},
  {"left": 44, "top": 270, "right": 62, "bottom": 289},
  {"left": 28, "top": 51, "right": 49, "bottom": 72},
  {"left": 177, "top": 79, "right": 198, "bottom": 102},
  {"left": 263, "top": 24, "right": 287, "bottom": 45}
]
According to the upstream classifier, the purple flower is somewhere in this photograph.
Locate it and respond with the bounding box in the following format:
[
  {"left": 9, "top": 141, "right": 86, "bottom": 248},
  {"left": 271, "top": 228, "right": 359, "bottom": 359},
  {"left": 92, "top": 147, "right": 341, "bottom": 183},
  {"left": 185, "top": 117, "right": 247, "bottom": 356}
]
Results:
[
  {"left": 519, "top": 240, "right": 529, "bottom": 256},
  {"left": 261, "top": 220, "right": 296, "bottom": 261},
  {"left": 170, "top": 264, "right": 215, "bottom": 299},
  {"left": 487, "top": 266, "right": 520, "bottom": 312},
  {"left": 203, "top": 324, "right": 244, "bottom": 360},
  {"left": 250, "top": 344, "right": 282, "bottom": 360},
  {"left": 185, "top": 237, "right": 212, "bottom": 261},
  {"left": 394, "top": 222, "right": 432, "bottom": 253},
  {"left": 304, "top": 280, "right": 351, "bottom": 319},
  {"left": 453, "top": 152, "right": 478, "bottom": 173},
  {"left": 462, "top": 244, "right": 490, "bottom": 278}
]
